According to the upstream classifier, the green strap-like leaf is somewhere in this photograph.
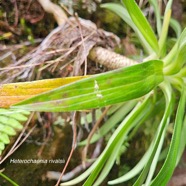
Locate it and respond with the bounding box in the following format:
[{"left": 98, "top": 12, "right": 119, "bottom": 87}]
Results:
[
  {"left": 158, "top": 0, "right": 173, "bottom": 57},
  {"left": 60, "top": 96, "right": 152, "bottom": 186},
  {"left": 150, "top": 88, "right": 186, "bottom": 186},
  {"left": 169, "top": 18, "right": 182, "bottom": 38},
  {"left": 101, "top": 3, "right": 153, "bottom": 54},
  {"left": 108, "top": 136, "right": 154, "bottom": 185},
  {"left": 83, "top": 96, "right": 153, "bottom": 186},
  {"left": 177, "top": 116, "right": 186, "bottom": 164},
  {"left": 13, "top": 60, "right": 164, "bottom": 112},
  {"left": 0, "top": 172, "right": 19, "bottom": 186},
  {"left": 164, "top": 28, "right": 186, "bottom": 68},
  {"left": 133, "top": 82, "right": 173, "bottom": 186},
  {"left": 149, "top": 0, "right": 162, "bottom": 37},
  {"left": 93, "top": 99, "right": 153, "bottom": 186},
  {"left": 121, "top": 0, "right": 159, "bottom": 53}
]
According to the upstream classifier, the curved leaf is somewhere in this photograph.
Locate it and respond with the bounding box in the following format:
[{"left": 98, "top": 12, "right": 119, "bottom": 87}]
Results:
[
  {"left": 108, "top": 140, "right": 153, "bottom": 185},
  {"left": 61, "top": 96, "right": 152, "bottom": 186},
  {"left": 133, "top": 82, "right": 173, "bottom": 186},
  {"left": 93, "top": 98, "right": 153, "bottom": 186},
  {"left": 150, "top": 88, "right": 186, "bottom": 186},
  {"left": 121, "top": 0, "right": 159, "bottom": 53},
  {"left": 149, "top": 0, "right": 162, "bottom": 37}
]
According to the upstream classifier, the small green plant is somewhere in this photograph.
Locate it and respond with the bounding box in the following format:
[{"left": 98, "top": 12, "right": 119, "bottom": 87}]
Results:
[{"left": 1, "top": 0, "right": 186, "bottom": 185}]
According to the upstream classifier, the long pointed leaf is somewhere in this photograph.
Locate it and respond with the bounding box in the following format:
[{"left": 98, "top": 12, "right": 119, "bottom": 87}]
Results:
[
  {"left": 93, "top": 99, "right": 153, "bottom": 186},
  {"left": 13, "top": 60, "right": 163, "bottom": 112},
  {"left": 108, "top": 135, "right": 154, "bottom": 185},
  {"left": 150, "top": 88, "right": 186, "bottom": 186},
  {"left": 61, "top": 96, "right": 151, "bottom": 186},
  {"left": 149, "top": 0, "right": 162, "bottom": 37},
  {"left": 133, "top": 82, "right": 173, "bottom": 186},
  {"left": 83, "top": 96, "right": 152, "bottom": 186},
  {"left": 121, "top": 0, "right": 159, "bottom": 53}
]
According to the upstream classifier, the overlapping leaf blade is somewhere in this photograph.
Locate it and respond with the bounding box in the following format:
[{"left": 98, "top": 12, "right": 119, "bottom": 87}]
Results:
[
  {"left": 13, "top": 60, "right": 163, "bottom": 112},
  {"left": 61, "top": 96, "right": 153, "bottom": 186},
  {"left": 121, "top": 0, "right": 159, "bottom": 53},
  {"left": 151, "top": 88, "right": 186, "bottom": 186},
  {"left": 133, "top": 82, "right": 173, "bottom": 186},
  {"left": 93, "top": 98, "right": 153, "bottom": 186},
  {"left": 108, "top": 136, "right": 154, "bottom": 185},
  {"left": 177, "top": 116, "right": 186, "bottom": 164},
  {"left": 149, "top": 0, "right": 162, "bottom": 37},
  {"left": 164, "top": 28, "right": 186, "bottom": 68}
]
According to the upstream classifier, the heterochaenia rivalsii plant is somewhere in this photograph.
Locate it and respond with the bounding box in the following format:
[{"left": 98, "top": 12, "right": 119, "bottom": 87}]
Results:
[{"left": 1, "top": 0, "right": 186, "bottom": 185}]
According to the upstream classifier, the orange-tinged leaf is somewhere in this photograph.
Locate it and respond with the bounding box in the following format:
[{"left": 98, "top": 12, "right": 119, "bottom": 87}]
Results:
[{"left": 0, "top": 76, "right": 87, "bottom": 108}]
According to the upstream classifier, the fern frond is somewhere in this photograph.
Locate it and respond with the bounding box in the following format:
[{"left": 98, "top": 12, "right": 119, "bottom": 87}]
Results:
[{"left": 0, "top": 108, "right": 30, "bottom": 155}]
